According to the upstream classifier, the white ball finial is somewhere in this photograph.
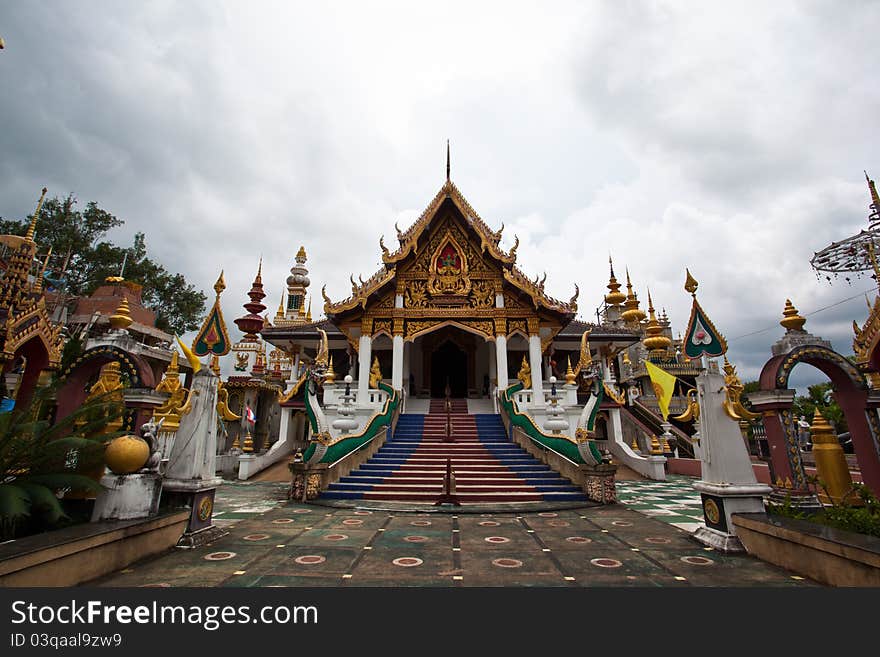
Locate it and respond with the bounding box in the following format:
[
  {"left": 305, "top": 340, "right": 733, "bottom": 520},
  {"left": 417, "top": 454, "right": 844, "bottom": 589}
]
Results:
[
  {"left": 549, "top": 376, "right": 557, "bottom": 384},
  {"left": 344, "top": 375, "right": 353, "bottom": 384}
]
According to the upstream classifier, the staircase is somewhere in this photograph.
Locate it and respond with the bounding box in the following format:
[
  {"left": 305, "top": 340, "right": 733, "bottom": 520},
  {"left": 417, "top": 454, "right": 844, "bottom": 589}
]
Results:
[{"left": 320, "top": 401, "right": 588, "bottom": 503}]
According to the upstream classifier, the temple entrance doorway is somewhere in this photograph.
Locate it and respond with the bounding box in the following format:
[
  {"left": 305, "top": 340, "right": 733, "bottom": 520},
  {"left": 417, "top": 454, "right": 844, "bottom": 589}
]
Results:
[{"left": 431, "top": 340, "right": 467, "bottom": 397}]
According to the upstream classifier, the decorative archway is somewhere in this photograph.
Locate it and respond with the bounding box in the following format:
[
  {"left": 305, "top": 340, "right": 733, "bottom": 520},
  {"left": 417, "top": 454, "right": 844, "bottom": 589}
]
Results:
[
  {"left": 5, "top": 336, "right": 51, "bottom": 409},
  {"left": 751, "top": 344, "right": 880, "bottom": 497},
  {"left": 56, "top": 345, "right": 157, "bottom": 428}
]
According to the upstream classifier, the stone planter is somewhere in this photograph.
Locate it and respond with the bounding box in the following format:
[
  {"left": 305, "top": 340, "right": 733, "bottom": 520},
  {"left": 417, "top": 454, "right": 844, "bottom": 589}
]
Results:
[{"left": 732, "top": 512, "right": 880, "bottom": 586}]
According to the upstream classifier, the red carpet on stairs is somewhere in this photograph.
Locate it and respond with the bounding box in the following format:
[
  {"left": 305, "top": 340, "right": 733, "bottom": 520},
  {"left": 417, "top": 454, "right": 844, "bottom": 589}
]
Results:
[{"left": 321, "top": 399, "right": 588, "bottom": 504}]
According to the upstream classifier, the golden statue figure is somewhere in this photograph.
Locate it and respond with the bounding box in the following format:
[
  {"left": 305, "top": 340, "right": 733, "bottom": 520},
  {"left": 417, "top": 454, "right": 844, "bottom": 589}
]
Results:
[
  {"left": 369, "top": 356, "right": 383, "bottom": 389},
  {"left": 517, "top": 355, "right": 531, "bottom": 389}
]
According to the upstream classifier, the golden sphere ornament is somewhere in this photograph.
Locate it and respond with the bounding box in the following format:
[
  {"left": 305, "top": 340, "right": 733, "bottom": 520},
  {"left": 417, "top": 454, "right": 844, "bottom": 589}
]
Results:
[{"left": 104, "top": 435, "right": 150, "bottom": 474}]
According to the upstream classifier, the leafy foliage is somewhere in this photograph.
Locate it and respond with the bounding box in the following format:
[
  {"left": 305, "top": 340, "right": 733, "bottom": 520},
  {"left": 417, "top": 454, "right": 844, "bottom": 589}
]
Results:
[
  {"left": 0, "top": 384, "right": 126, "bottom": 539},
  {"left": 792, "top": 382, "right": 846, "bottom": 433},
  {"left": 767, "top": 477, "right": 880, "bottom": 539},
  {"left": 0, "top": 194, "right": 206, "bottom": 335}
]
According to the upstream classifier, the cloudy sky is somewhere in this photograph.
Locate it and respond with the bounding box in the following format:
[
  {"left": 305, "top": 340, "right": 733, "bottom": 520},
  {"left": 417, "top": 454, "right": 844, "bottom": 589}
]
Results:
[{"left": 2, "top": 1, "right": 879, "bottom": 387}]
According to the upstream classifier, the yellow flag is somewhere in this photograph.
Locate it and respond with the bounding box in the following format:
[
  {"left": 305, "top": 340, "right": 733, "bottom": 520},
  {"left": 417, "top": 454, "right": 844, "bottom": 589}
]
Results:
[{"left": 645, "top": 361, "right": 676, "bottom": 420}]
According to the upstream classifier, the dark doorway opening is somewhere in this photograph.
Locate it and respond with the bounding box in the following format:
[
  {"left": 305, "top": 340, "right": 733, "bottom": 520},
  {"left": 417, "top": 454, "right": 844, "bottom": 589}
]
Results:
[{"left": 431, "top": 340, "right": 467, "bottom": 397}]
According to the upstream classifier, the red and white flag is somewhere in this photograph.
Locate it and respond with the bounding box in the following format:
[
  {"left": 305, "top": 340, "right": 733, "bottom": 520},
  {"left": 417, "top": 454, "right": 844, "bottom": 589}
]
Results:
[{"left": 245, "top": 405, "right": 256, "bottom": 425}]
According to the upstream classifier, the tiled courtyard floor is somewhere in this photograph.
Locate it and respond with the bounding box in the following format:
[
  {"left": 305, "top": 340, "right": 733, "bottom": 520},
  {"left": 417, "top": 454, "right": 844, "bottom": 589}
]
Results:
[{"left": 91, "top": 477, "right": 813, "bottom": 587}]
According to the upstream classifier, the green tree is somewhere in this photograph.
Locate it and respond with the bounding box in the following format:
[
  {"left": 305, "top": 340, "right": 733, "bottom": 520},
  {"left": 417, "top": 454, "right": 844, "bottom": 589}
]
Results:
[
  {"left": 0, "top": 194, "right": 206, "bottom": 334},
  {"left": 792, "top": 382, "right": 847, "bottom": 434}
]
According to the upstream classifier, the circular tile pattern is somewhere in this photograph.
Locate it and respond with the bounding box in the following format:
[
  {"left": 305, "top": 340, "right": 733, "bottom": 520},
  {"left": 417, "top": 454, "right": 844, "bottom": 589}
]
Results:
[
  {"left": 611, "top": 521, "right": 633, "bottom": 527},
  {"left": 272, "top": 518, "right": 294, "bottom": 524},
  {"left": 204, "top": 551, "right": 236, "bottom": 561},
  {"left": 547, "top": 520, "right": 571, "bottom": 527},
  {"left": 645, "top": 537, "right": 671, "bottom": 544},
  {"left": 479, "top": 520, "right": 500, "bottom": 527},
  {"left": 565, "top": 536, "right": 593, "bottom": 544},
  {"left": 354, "top": 510, "right": 372, "bottom": 516},
  {"left": 538, "top": 512, "right": 558, "bottom": 518},
  {"left": 294, "top": 555, "right": 326, "bottom": 565},
  {"left": 590, "top": 558, "right": 623, "bottom": 568},
  {"left": 342, "top": 519, "right": 363, "bottom": 526},
  {"left": 492, "top": 558, "right": 523, "bottom": 568},
  {"left": 410, "top": 520, "right": 432, "bottom": 526},
  {"left": 485, "top": 536, "right": 510, "bottom": 544},
  {"left": 243, "top": 533, "right": 270, "bottom": 541},
  {"left": 292, "top": 508, "right": 311, "bottom": 514},
  {"left": 324, "top": 534, "right": 349, "bottom": 541},
  {"left": 680, "top": 556, "right": 714, "bottom": 566},
  {"left": 404, "top": 535, "right": 429, "bottom": 543},
  {"left": 392, "top": 557, "right": 423, "bottom": 567}
]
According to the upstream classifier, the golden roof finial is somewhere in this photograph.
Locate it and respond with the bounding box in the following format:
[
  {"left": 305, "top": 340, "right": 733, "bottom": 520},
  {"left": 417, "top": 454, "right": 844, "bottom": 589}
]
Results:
[
  {"left": 298, "top": 294, "right": 307, "bottom": 317},
  {"left": 256, "top": 256, "right": 263, "bottom": 284},
  {"left": 25, "top": 187, "right": 48, "bottom": 243},
  {"left": 604, "top": 256, "right": 626, "bottom": 306},
  {"left": 276, "top": 292, "right": 285, "bottom": 319},
  {"left": 176, "top": 335, "right": 201, "bottom": 374},
  {"left": 109, "top": 296, "right": 133, "bottom": 330},
  {"left": 167, "top": 350, "right": 180, "bottom": 376},
  {"left": 325, "top": 356, "right": 336, "bottom": 383},
  {"left": 446, "top": 139, "right": 451, "bottom": 181},
  {"left": 620, "top": 268, "right": 646, "bottom": 324},
  {"left": 643, "top": 287, "right": 672, "bottom": 354},
  {"left": 780, "top": 299, "right": 806, "bottom": 332},
  {"left": 684, "top": 268, "right": 699, "bottom": 296},
  {"left": 214, "top": 270, "right": 226, "bottom": 297},
  {"left": 564, "top": 356, "right": 576, "bottom": 386},
  {"left": 306, "top": 298, "right": 312, "bottom": 322},
  {"left": 296, "top": 245, "right": 307, "bottom": 262}
]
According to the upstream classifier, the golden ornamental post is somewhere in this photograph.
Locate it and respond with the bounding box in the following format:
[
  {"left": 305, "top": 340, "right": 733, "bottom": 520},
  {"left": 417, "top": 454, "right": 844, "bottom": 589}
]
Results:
[{"left": 810, "top": 409, "right": 857, "bottom": 505}]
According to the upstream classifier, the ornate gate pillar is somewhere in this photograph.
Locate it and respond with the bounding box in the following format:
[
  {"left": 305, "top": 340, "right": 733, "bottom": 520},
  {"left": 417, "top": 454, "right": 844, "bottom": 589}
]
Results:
[{"left": 747, "top": 389, "right": 808, "bottom": 493}]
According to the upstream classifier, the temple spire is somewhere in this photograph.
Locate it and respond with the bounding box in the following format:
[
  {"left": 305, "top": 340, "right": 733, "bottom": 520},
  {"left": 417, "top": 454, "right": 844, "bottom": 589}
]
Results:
[
  {"left": 26, "top": 187, "right": 48, "bottom": 242},
  {"left": 867, "top": 171, "right": 880, "bottom": 226},
  {"left": 446, "top": 140, "right": 450, "bottom": 181}
]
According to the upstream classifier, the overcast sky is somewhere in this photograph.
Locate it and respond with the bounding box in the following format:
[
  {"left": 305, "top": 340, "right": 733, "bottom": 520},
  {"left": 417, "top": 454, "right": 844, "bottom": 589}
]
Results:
[{"left": 2, "top": 1, "right": 879, "bottom": 387}]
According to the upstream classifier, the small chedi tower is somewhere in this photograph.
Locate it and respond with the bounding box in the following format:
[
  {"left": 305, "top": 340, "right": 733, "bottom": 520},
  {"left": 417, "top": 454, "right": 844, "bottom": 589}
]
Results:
[
  {"left": 232, "top": 259, "right": 267, "bottom": 372},
  {"left": 227, "top": 260, "right": 283, "bottom": 458},
  {"left": 276, "top": 246, "right": 311, "bottom": 327}
]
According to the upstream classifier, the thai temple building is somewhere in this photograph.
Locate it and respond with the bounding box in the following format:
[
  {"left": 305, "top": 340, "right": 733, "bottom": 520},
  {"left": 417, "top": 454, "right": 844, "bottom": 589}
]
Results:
[{"left": 213, "top": 164, "right": 718, "bottom": 498}]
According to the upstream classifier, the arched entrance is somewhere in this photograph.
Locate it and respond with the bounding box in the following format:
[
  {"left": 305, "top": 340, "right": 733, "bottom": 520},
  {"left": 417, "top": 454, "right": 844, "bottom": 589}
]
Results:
[
  {"left": 431, "top": 340, "right": 467, "bottom": 397},
  {"left": 750, "top": 345, "right": 880, "bottom": 498}
]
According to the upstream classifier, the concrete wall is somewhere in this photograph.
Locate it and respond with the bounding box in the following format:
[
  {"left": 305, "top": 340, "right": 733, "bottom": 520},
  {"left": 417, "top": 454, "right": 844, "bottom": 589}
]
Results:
[{"left": 0, "top": 511, "right": 188, "bottom": 586}]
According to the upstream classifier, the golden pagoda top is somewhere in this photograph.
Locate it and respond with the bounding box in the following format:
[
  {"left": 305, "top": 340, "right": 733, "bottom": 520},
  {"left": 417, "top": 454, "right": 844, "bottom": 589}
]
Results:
[
  {"left": 780, "top": 299, "right": 806, "bottom": 332},
  {"left": 604, "top": 257, "right": 626, "bottom": 306},
  {"left": 620, "top": 268, "right": 646, "bottom": 324},
  {"left": 642, "top": 289, "right": 672, "bottom": 353}
]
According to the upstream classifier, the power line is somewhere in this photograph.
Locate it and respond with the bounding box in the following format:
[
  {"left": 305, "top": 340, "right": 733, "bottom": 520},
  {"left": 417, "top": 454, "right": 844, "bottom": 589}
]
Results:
[{"left": 729, "top": 285, "right": 879, "bottom": 342}]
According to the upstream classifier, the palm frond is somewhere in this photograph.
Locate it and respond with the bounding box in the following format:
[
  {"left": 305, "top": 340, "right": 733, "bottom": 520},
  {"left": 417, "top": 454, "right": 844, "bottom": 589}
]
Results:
[
  {"left": 17, "top": 483, "right": 67, "bottom": 524},
  {"left": 24, "top": 473, "right": 105, "bottom": 494}
]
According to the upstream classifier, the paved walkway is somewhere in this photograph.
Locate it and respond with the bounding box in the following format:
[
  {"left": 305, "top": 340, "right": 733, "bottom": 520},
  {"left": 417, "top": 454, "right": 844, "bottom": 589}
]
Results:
[
  {"left": 617, "top": 475, "right": 707, "bottom": 533},
  {"left": 91, "top": 479, "right": 811, "bottom": 588}
]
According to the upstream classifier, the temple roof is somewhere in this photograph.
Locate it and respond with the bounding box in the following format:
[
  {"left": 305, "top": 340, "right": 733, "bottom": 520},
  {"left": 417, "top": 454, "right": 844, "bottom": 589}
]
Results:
[{"left": 322, "top": 179, "right": 577, "bottom": 318}]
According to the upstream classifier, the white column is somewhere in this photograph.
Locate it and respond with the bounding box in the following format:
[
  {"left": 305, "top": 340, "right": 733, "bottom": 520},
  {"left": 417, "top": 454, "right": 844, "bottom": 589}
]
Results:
[
  {"left": 402, "top": 341, "right": 411, "bottom": 394},
  {"left": 529, "top": 334, "right": 543, "bottom": 405},
  {"left": 488, "top": 342, "right": 496, "bottom": 393},
  {"left": 358, "top": 334, "right": 372, "bottom": 403},
  {"left": 495, "top": 334, "right": 508, "bottom": 391},
  {"left": 391, "top": 334, "right": 404, "bottom": 391}
]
